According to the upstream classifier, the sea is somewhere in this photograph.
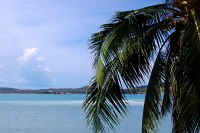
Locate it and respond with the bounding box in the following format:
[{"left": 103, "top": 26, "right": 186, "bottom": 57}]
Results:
[{"left": 0, "top": 94, "right": 172, "bottom": 133}]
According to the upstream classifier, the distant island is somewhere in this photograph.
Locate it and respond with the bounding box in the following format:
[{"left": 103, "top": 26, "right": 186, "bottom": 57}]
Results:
[{"left": 0, "top": 86, "right": 147, "bottom": 94}]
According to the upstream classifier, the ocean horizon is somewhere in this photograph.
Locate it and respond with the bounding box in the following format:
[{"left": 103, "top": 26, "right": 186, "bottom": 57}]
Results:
[{"left": 0, "top": 94, "right": 172, "bottom": 133}]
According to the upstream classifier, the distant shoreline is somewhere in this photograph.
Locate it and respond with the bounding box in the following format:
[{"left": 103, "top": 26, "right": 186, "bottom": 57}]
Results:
[{"left": 0, "top": 86, "right": 147, "bottom": 94}]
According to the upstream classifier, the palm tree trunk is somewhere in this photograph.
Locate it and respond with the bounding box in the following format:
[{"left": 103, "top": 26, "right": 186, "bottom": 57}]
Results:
[{"left": 172, "top": 84, "right": 179, "bottom": 133}]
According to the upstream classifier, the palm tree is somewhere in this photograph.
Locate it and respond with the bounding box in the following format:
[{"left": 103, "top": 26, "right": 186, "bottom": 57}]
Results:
[{"left": 82, "top": 0, "right": 200, "bottom": 132}]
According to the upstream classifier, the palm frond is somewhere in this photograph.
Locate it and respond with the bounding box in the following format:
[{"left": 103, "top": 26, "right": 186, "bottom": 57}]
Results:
[
  {"left": 83, "top": 3, "right": 184, "bottom": 133},
  {"left": 172, "top": 13, "right": 200, "bottom": 132},
  {"left": 161, "top": 49, "right": 173, "bottom": 117},
  {"left": 142, "top": 50, "right": 168, "bottom": 133},
  {"left": 83, "top": 77, "right": 128, "bottom": 133}
]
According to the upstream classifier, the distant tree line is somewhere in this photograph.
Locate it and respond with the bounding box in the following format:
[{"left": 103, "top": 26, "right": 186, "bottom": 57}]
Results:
[{"left": 0, "top": 86, "right": 147, "bottom": 94}]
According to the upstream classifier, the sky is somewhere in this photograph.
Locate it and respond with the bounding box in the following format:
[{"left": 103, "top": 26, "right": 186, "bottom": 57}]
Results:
[{"left": 0, "top": 0, "right": 162, "bottom": 89}]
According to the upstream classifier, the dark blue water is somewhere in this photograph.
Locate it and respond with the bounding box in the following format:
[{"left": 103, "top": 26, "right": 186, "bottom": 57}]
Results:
[{"left": 0, "top": 94, "right": 172, "bottom": 133}]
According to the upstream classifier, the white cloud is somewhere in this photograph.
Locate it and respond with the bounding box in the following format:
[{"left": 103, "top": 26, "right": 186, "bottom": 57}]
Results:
[
  {"left": 17, "top": 47, "right": 50, "bottom": 72},
  {"left": 16, "top": 47, "right": 53, "bottom": 87},
  {"left": 0, "top": 47, "right": 53, "bottom": 88},
  {"left": 18, "top": 47, "right": 39, "bottom": 64},
  {"left": 44, "top": 67, "right": 50, "bottom": 72},
  {"left": 36, "top": 56, "right": 44, "bottom": 62}
]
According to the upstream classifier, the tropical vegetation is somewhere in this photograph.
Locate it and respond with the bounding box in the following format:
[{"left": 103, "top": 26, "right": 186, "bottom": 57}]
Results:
[{"left": 83, "top": 0, "right": 200, "bottom": 132}]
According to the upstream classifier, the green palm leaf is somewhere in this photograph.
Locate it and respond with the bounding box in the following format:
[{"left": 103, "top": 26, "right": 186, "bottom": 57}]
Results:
[
  {"left": 172, "top": 13, "right": 200, "bottom": 132},
  {"left": 83, "top": 1, "right": 200, "bottom": 133},
  {"left": 83, "top": 3, "right": 182, "bottom": 133}
]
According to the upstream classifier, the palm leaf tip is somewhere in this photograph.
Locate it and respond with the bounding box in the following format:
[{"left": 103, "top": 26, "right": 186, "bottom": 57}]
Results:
[{"left": 82, "top": 78, "right": 128, "bottom": 133}]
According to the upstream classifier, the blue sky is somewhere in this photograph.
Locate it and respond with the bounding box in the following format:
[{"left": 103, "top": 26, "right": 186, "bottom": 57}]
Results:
[{"left": 0, "top": 0, "right": 162, "bottom": 89}]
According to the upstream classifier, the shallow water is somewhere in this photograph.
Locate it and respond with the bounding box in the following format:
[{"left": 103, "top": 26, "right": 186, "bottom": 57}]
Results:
[{"left": 0, "top": 94, "right": 171, "bottom": 133}]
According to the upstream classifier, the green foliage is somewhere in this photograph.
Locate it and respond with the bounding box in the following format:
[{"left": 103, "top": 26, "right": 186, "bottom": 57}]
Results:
[{"left": 83, "top": 1, "right": 200, "bottom": 133}]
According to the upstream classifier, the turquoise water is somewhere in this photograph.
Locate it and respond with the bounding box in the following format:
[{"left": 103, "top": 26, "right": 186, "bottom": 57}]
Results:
[{"left": 0, "top": 94, "right": 171, "bottom": 133}]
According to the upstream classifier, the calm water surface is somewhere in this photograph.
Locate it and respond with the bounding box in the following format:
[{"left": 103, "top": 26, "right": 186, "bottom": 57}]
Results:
[{"left": 0, "top": 94, "right": 172, "bottom": 133}]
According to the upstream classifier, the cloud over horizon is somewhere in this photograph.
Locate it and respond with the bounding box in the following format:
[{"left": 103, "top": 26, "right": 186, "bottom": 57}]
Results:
[
  {"left": 17, "top": 47, "right": 53, "bottom": 87},
  {"left": 0, "top": 0, "right": 160, "bottom": 89},
  {"left": 0, "top": 47, "right": 54, "bottom": 89}
]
